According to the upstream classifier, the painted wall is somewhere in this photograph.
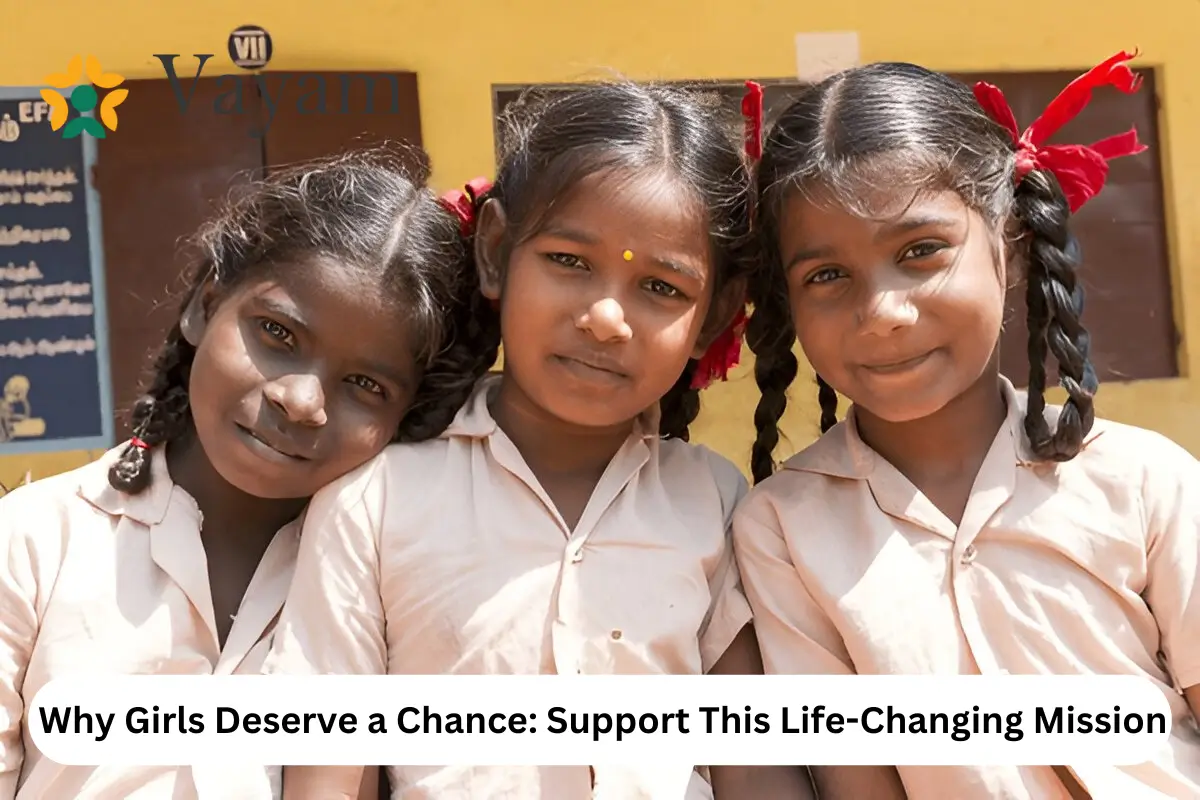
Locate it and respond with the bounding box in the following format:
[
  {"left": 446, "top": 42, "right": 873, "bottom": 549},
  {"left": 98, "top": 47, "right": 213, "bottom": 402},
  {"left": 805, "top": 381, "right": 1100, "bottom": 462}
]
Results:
[{"left": 2, "top": 0, "right": 1197, "bottom": 486}]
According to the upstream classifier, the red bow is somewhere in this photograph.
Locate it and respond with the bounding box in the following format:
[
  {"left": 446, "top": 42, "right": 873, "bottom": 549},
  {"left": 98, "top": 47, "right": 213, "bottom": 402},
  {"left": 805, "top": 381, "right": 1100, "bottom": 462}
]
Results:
[
  {"left": 691, "top": 306, "right": 749, "bottom": 390},
  {"left": 972, "top": 50, "right": 1148, "bottom": 213},
  {"left": 742, "top": 80, "right": 764, "bottom": 161},
  {"left": 689, "top": 82, "right": 761, "bottom": 391},
  {"left": 439, "top": 177, "right": 493, "bottom": 235}
]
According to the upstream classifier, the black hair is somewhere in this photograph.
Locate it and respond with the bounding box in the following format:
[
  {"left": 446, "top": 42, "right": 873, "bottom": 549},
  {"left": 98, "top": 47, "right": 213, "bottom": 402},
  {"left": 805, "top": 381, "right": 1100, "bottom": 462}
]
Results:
[
  {"left": 749, "top": 62, "right": 1100, "bottom": 484},
  {"left": 108, "top": 147, "right": 500, "bottom": 493},
  {"left": 486, "top": 81, "right": 756, "bottom": 441}
]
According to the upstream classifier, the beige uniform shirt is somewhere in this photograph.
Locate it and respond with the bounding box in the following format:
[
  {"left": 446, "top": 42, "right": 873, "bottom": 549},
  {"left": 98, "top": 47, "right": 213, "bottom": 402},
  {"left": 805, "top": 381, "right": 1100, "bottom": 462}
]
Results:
[
  {"left": 265, "top": 375, "right": 752, "bottom": 799},
  {"left": 0, "top": 445, "right": 299, "bottom": 799},
  {"left": 734, "top": 377, "right": 1200, "bottom": 799}
]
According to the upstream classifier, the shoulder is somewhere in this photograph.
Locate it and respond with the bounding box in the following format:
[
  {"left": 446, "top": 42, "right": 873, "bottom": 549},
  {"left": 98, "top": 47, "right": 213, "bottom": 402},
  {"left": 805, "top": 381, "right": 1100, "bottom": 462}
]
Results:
[
  {"left": 0, "top": 454, "right": 117, "bottom": 568},
  {"left": 305, "top": 437, "right": 463, "bottom": 526},
  {"left": 1066, "top": 416, "right": 1197, "bottom": 505},
  {"left": 1, "top": 454, "right": 115, "bottom": 523},
  {"left": 741, "top": 423, "right": 859, "bottom": 513},
  {"left": 656, "top": 439, "right": 748, "bottom": 519},
  {"left": 1039, "top": 413, "right": 1195, "bottom": 483}
]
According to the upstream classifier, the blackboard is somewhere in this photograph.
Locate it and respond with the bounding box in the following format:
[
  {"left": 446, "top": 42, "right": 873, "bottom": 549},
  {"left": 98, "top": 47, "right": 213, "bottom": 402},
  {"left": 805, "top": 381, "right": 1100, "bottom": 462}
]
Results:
[{"left": 0, "top": 88, "right": 113, "bottom": 454}]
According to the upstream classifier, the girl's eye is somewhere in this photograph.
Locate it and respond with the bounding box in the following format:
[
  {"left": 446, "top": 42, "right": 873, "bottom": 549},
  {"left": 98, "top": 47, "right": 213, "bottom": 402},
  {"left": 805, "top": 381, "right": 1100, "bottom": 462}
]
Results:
[
  {"left": 645, "top": 278, "right": 683, "bottom": 299},
  {"left": 259, "top": 319, "right": 295, "bottom": 346},
  {"left": 805, "top": 267, "right": 845, "bottom": 285},
  {"left": 547, "top": 252, "right": 587, "bottom": 270},
  {"left": 902, "top": 241, "right": 948, "bottom": 260},
  {"left": 347, "top": 375, "right": 385, "bottom": 396}
]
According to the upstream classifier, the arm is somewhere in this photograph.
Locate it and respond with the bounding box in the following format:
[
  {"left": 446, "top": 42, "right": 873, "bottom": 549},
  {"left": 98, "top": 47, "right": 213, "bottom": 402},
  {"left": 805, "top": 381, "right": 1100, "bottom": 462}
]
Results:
[
  {"left": 266, "top": 458, "right": 390, "bottom": 800},
  {"left": 708, "top": 625, "right": 816, "bottom": 800},
  {"left": 1142, "top": 437, "right": 1200, "bottom": 724},
  {"left": 0, "top": 505, "right": 38, "bottom": 800},
  {"left": 733, "top": 498, "right": 907, "bottom": 800}
]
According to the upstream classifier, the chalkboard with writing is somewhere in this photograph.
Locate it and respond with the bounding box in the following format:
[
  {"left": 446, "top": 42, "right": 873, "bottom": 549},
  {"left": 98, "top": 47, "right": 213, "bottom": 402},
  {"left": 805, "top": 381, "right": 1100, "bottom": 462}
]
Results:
[{"left": 0, "top": 90, "right": 113, "bottom": 454}]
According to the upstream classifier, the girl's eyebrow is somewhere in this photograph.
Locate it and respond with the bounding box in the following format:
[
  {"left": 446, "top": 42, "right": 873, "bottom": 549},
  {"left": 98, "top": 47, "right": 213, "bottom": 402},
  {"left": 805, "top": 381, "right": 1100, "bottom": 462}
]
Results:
[
  {"left": 784, "top": 213, "right": 963, "bottom": 270},
  {"left": 784, "top": 245, "right": 835, "bottom": 271},
  {"left": 654, "top": 257, "right": 704, "bottom": 282},
  {"left": 539, "top": 224, "right": 599, "bottom": 246},
  {"left": 255, "top": 296, "right": 309, "bottom": 331},
  {"left": 877, "top": 213, "right": 961, "bottom": 240},
  {"left": 358, "top": 358, "right": 413, "bottom": 391},
  {"left": 256, "top": 297, "right": 308, "bottom": 330}
]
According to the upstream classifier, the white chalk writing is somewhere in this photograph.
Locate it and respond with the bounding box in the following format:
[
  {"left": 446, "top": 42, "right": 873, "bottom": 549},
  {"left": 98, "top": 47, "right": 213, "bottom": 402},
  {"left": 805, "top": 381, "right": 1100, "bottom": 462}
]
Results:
[
  {"left": 0, "top": 281, "right": 91, "bottom": 302},
  {"left": 0, "top": 335, "right": 96, "bottom": 358},
  {"left": 21, "top": 190, "right": 75, "bottom": 206},
  {"left": 0, "top": 298, "right": 93, "bottom": 319},
  {"left": 0, "top": 262, "right": 43, "bottom": 283},
  {"left": 0, "top": 168, "right": 79, "bottom": 188},
  {"left": 0, "top": 226, "right": 71, "bottom": 245}
]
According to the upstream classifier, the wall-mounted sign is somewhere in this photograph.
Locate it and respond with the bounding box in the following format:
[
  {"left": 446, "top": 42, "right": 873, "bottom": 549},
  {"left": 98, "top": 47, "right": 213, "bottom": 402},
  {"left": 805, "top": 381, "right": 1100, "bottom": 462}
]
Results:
[
  {"left": 0, "top": 89, "right": 113, "bottom": 454},
  {"left": 228, "top": 25, "right": 273, "bottom": 70}
]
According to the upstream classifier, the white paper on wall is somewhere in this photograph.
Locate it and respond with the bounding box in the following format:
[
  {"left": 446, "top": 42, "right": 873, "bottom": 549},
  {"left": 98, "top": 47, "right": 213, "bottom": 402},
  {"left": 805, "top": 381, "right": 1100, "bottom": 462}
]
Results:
[{"left": 794, "top": 31, "right": 861, "bottom": 83}]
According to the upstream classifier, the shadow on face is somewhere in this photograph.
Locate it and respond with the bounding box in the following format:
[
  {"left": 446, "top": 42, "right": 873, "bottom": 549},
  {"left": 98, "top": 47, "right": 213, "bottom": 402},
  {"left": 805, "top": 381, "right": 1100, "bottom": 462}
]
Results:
[
  {"left": 484, "top": 169, "right": 719, "bottom": 430},
  {"left": 185, "top": 259, "right": 421, "bottom": 499},
  {"left": 779, "top": 188, "right": 1008, "bottom": 423}
]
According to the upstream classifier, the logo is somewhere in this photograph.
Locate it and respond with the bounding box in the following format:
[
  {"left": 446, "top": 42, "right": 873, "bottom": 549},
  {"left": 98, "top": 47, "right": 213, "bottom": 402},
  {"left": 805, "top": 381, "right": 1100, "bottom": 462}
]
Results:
[
  {"left": 154, "top": 53, "right": 406, "bottom": 139},
  {"left": 228, "top": 25, "right": 272, "bottom": 70},
  {"left": 41, "top": 56, "right": 128, "bottom": 139}
]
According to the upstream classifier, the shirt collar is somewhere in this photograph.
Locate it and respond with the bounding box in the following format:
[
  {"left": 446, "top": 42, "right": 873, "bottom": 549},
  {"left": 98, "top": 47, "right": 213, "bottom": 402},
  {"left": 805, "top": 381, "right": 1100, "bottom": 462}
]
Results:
[
  {"left": 782, "top": 374, "right": 1035, "bottom": 479},
  {"left": 443, "top": 372, "right": 662, "bottom": 443},
  {"left": 77, "top": 442, "right": 177, "bottom": 526}
]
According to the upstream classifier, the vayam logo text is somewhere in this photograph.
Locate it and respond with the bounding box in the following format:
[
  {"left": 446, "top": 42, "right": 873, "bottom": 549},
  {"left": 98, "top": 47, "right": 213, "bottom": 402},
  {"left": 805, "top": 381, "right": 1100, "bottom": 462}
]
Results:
[{"left": 152, "top": 55, "right": 404, "bottom": 138}]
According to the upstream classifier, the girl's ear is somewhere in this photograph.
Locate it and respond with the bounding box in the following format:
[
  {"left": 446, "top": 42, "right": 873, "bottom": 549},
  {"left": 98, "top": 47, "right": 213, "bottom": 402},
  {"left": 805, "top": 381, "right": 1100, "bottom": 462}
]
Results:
[
  {"left": 179, "top": 272, "right": 219, "bottom": 347},
  {"left": 474, "top": 199, "right": 508, "bottom": 302},
  {"left": 691, "top": 276, "right": 748, "bottom": 359}
]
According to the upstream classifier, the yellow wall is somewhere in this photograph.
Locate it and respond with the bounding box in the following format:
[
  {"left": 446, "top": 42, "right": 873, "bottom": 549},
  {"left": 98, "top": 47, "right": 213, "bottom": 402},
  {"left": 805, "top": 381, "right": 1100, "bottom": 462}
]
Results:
[{"left": 2, "top": 0, "right": 1198, "bottom": 484}]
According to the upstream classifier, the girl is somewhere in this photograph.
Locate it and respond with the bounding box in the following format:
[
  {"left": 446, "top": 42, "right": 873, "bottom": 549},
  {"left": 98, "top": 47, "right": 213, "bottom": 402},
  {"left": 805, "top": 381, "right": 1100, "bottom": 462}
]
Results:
[
  {"left": 0, "top": 148, "right": 499, "bottom": 799},
  {"left": 738, "top": 51, "right": 1199, "bottom": 798},
  {"left": 266, "top": 82, "right": 813, "bottom": 799}
]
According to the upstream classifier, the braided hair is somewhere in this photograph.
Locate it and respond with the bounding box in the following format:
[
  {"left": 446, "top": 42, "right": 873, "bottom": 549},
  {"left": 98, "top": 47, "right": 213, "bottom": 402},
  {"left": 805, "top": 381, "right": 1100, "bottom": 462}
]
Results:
[
  {"left": 108, "top": 147, "right": 499, "bottom": 493},
  {"left": 750, "top": 63, "right": 1101, "bottom": 483},
  {"left": 488, "top": 81, "right": 757, "bottom": 441}
]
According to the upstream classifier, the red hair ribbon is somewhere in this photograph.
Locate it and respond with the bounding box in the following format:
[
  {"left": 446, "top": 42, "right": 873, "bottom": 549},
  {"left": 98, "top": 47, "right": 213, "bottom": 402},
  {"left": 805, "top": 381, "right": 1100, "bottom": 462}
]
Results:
[
  {"left": 972, "top": 49, "right": 1148, "bottom": 213},
  {"left": 439, "top": 177, "right": 493, "bottom": 236},
  {"left": 130, "top": 437, "right": 149, "bottom": 450},
  {"left": 689, "top": 81, "right": 762, "bottom": 391},
  {"left": 691, "top": 305, "right": 749, "bottom": 390},
  {"left": 742, "top": 80, "right": 764, "bottom": 161}
]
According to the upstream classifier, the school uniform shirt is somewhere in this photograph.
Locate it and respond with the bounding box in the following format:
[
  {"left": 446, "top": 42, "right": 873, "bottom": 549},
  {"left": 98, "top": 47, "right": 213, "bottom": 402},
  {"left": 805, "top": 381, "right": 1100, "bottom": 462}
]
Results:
[
  {"left": 264, "top": 373, "right": 752, "bottom": 799},
  {"left": 0, "top": 444, "right": 299, "bottom": 800},
  {"left": 733, "top": 376, "right": 1200, "bottom": 800}
]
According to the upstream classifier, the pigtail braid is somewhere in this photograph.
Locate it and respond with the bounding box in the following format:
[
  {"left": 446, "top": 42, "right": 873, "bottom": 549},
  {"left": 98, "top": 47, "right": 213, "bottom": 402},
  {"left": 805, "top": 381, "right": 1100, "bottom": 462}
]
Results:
[
  {"left": 397, "top": 286, "right": 500, "bottom": 442},
  {"left": 1012, "top": 169, "right": 1097, "bottom": 461},
  {"left": 816, "top": 375, "right": 839, "bottom": 434},
  {"left": 747, "top": 264, "right": 799, "bottom": 484},
  {"left": 107, "top": 321, "right": 196, "bottom": 493},
  {"left": 658, "top": 366, "right": 701, "bottom": 441}
]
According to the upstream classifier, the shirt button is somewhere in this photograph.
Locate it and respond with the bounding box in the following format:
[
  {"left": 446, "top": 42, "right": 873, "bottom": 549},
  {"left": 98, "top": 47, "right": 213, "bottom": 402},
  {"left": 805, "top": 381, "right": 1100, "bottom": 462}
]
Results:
[
  {"left": 611, "top": 630, "right": 623, "bottom": 641},
  {"left": 960, "top": 544, "right": 977, "bottom": 565}
]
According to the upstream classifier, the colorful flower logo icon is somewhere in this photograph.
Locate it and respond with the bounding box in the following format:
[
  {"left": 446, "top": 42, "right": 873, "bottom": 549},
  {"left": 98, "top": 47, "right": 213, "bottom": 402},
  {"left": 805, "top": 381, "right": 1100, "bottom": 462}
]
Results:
[{"left": 41, "top": 56, "right": 127, "bottom": 139}]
